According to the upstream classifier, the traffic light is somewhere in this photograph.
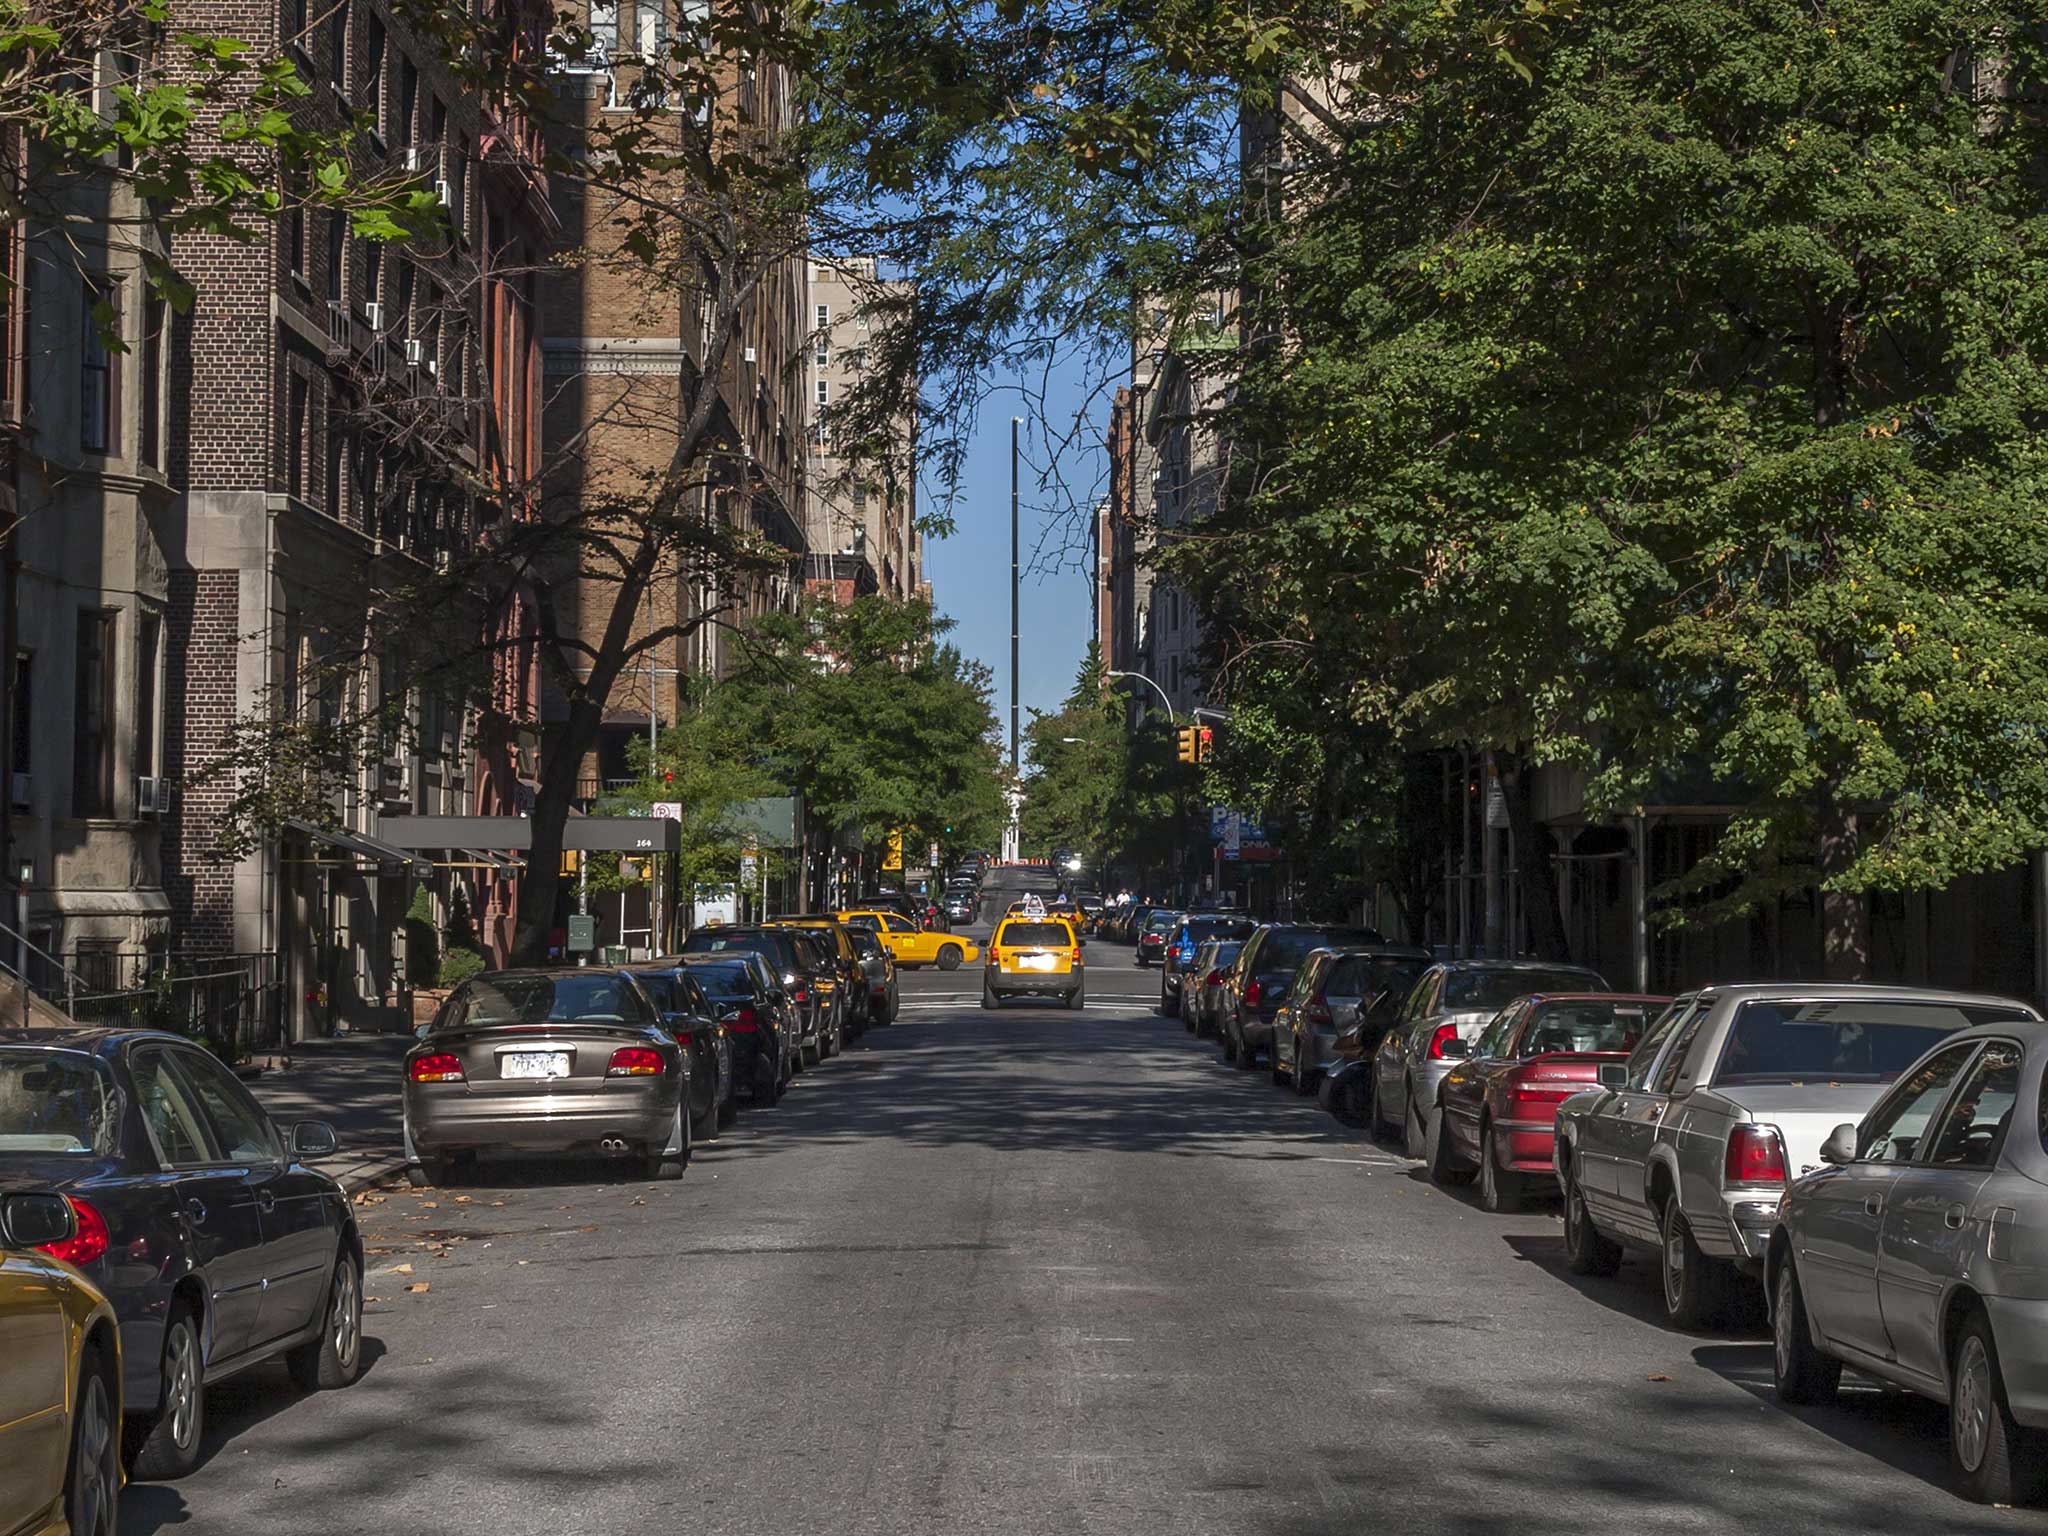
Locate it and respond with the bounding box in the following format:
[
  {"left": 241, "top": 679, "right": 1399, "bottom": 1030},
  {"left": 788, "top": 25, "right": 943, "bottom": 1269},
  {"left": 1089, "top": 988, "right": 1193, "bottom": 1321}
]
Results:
[
  {"left": 1197, "top": 726, "right": 1214, "bottom": 763},
  {"left": 1177, "top": 727, "right": 1198, "bottom": 763}
]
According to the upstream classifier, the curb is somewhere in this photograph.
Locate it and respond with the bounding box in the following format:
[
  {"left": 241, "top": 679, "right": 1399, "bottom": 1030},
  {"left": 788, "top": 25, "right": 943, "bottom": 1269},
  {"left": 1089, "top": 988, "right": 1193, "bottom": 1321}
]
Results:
[{"left": 328, "top": 1155, "right": 411, "bottom": 1195}]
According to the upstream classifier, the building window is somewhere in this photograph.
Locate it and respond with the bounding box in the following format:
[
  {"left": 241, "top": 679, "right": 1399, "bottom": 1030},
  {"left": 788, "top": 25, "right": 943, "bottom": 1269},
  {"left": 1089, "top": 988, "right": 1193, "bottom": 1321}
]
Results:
[
  {"left": 141, "top": 294, "right": 164, "bottom": 470},
  {"left": 399, "top": 57, "right": 418, "bottom": 146},
  {"left": 326, "top": 210, "right": 345, "bottom": 303},
  {"left": 327, "top": 0, "right": 347, "bottom": 85},
  {"left": 136, "top": 612, "right": 160, "bottom": 779},
  {"left": 853, "top": 483, "right": 866, "bottom": 513},
  {"left": 73, "top": 942, "right": 122, "bottom": 995},
  {"left": 448, "top": 151, "right": 466, "bottom": 236},
  {"left": 73, "top": 610, "right": 116, "bottom": 818},
  {"left": 325, "top": 415, "right": 345, "bottom": 517},
  {"left": 362, "top": 240, "right": 382, "bottom": 310},
  {"left": 287, "top": 191, "right": 305, "bottom": 280},
  {"left": 287, "top": 373, "right": 308, "bottom": 500},
  {"left": 589, "top": 0, "right": 617, "bottom": 49},
  {"left": 815, "top": 378, "right": 828, "bottom": 406},
  {"left": 288, "top": 0, "right": 308, "bottom": 48},
  {"left": 365, "top": 14, "right": 385, "bottom": 136},
  {"left": 856, "top": 309, "right": 869, "bottom": 332},
  {"left": 11, "top": 651, "right": 30, "bottom": 777},
  {"left": 815, "top": 334, "right": 828, "bottom": 366},
  {"left": 80, "top": 279, "right": 117, "bottom": 454}
]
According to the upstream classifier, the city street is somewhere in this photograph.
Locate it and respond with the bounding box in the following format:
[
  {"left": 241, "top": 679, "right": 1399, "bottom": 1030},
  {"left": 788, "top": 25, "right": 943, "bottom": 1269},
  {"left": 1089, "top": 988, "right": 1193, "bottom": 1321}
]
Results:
[{"left": 118, "top": 936, "right": 2036, "bottom": 1536}]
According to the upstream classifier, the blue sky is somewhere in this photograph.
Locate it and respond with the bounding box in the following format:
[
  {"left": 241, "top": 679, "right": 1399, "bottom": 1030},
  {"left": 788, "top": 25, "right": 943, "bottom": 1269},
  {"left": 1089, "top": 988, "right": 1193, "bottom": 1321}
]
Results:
[{"left": 924, "top": 360, "right": 1111, "bottom": 759}]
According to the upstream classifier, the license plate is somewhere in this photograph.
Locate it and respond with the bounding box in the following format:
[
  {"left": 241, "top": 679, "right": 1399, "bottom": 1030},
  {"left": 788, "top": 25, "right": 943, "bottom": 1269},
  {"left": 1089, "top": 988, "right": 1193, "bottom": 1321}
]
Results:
[
  {"left": 1019, "top": 953, "right": 1056, "bottom": 971},
  {"left": 502, "top": 1051, "right": 571, "bottom": 1079}
]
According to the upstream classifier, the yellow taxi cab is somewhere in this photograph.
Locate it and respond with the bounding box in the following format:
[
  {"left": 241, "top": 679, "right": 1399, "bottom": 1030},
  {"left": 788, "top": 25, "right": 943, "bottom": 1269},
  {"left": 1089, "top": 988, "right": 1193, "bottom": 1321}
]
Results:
[
  {"left": 1, "top": 1192, "right": 121, "bottom": 1536},
  {"left": 834, "top": 909, "right": 980, "bottom": 971},
  {"left": 982, "top": 914, "right": 1084, "bottom": 1010}
]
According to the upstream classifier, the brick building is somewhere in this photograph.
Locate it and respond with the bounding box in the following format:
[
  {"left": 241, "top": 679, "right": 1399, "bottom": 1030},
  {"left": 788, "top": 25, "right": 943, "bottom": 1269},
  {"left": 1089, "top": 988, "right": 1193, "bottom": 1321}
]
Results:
[
  {"left": 802, "top": 257, "right": 923, "bottom": 607},
  {"left": 159, "top": 0, "right": 549, "bottom": 1036}
]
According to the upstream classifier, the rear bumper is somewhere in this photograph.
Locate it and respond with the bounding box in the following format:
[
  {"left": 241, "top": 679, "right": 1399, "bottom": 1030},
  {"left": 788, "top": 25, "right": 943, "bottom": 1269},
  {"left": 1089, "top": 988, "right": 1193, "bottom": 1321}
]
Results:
[
  {"left": 1496, "top": 1117, "right": 1561, "bottom": 1174},
  {"left": 989, "top": 971, "right": 1081, "bottom": 997},
  {"left": 407, "top": 1080, "right": 682, "bottom": 1153},
  {"left": 1241, "top": 1011, "right": 1278, "bottom": 1048}
]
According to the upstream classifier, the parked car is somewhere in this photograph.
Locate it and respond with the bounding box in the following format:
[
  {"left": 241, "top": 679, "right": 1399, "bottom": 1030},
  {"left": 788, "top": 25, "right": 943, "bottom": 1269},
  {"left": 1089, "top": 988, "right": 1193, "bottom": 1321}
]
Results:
[
  {"left": 1423, "top": 993, "right": 1671, "bottom": 1211},
  {"left": 772, "top": 918, "right": 870, "bottom": 1042},
  {"left": 0, "top": 1030, "right": 360, "bottom": 1479},
  {"left": 679, "top": 926, "right": 838, "bottom": 1062},
  {"left": 983, "top": 916, "right": 1085, "bottom": 1009},
  {"left": 1159, "top": 913, "right": 1256, "bottom": 1014},
  {"left": 1221, "top": 922, "right": 1386, "bottom": 1069},
  {"left": 1270, "top": 943, "right": 1434, "bottom": 1094},
  {"left": 835, "top": 908, "right": 979, "bottom": 971},
  {"left": 1183, "top": 938, "right": 1247, "bottom": 1035},
  {"left": 1135, "top": 908, "right": 1185, "bottom": 968},
  {"left": 627, "top": 962, "right": 736, "bottom": 1140},
  {"left": 406, "top": 968, "right": 692, "bottom": 1185},
  {"left": 1314, "top": 954, "right": 1439, "bottom": 1124},
  {"left": 847, "top": 927, "right": 900, "bottom": 1025},
  {"left": 679, "top": 952, "right": 795, "bottom": 1104},
  {"left": 1372, "top": 960, "right": 1609, "bottom": 1154},
  {"left": 0, "top": 1190, "right": 121, "bottom": 1534},
  {"left": 1766, "top": 1021, "right": 2048, "bottom": 1504},
  {"left": 1553, "top": 983, "right": 2037, "bottom": 1328}
]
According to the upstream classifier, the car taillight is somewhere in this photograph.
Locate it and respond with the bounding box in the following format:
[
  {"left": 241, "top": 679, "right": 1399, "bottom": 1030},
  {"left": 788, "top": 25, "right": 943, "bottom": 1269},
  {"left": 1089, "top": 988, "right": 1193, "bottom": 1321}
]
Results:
[
  {"left": 606, "top": 1047, "right": 667, "bottom": 1077},
  {"left": 1070, "top": 948, "right": 1083, "bottom": 964},
  {"left": 409, "top": 1052, "right": 465, "bottom": 1083},
  {"left": 1303, "top": 1001, "right": 1332, "bottom": 1026},
  {"left": 1509, "top": 1083, "right": 1577, "bottom": 1116},
  {"left": 728, "top": 1006, "right": 760, "bottom": 1033},
  {"left": 1244, "top": 980, "right": 1263, "bottom": 1008},
  {"left": 792, "top": 987, "right": 810, "bottom": 1003},
  {"left": 1725, "top": 1124, "right": 1788, "bottom": 1185},
  {"left": 1205, "top": 968, "right": 1226, "bottom": 985},
  {"left": 1427, "top": 1023, "right": 1463, "bottom": 1060},
  {"left": 38, "top": 1196, "right": 109, "bottom": 1267}
]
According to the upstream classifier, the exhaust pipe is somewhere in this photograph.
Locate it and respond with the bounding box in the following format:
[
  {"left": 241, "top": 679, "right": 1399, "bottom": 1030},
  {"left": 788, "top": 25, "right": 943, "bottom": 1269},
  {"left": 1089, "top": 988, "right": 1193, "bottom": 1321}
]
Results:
[{"left": 598, "top": 1137, "right": 630, "bottom": 1156}]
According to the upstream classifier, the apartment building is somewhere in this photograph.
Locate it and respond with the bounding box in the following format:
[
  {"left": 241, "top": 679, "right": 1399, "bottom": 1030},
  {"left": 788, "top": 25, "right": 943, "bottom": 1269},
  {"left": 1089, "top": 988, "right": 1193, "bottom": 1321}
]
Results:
[
  {"left": 160, "top": 0, "right": 549, "bottom": 1035},
  {"left": 541, "top": 0, "right": 809, "bottom": 793},
  {"left": 802, "top": 257, "right": 923, "bottom": 606}
]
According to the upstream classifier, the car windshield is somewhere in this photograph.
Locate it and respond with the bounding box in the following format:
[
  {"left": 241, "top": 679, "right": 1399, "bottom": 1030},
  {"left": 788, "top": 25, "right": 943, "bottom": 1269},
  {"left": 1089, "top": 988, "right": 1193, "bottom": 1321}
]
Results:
[
  {"left": 1443, "top": 968, "right": 1604, "bottom": 1011},
  {"left": 1518, "top": 1000, "right": 1656, "bottom": 1056},
  {"left": 1261, "top": 928, "right": 1382, "bottom": 973},
  {"left": 1144, "top": 912, "right": 1181, "bottom": 935},
  {"left": 1331, "top": 955, "right": 1427, "bottom": 998},
  {"left": 1183, "top": 917, "right": 1254, "bottom": 944},
  {"left": 443, "top": 974, "right": 648, "bottom": 1028},
  {"left": 1713, "top": 1000, "right": 2020, "bottom": 1085},
  {"left": 683, "top": 931, "right": 795, "bottom": 970},
  {"left": 0, "top": 1049, "right": 119, "bottom": 1155},
  {"left": 685, "top": 960, "right": 755, "bottom": 999},
  {"left": 1001, "top": 922, "right": 1072, "bottom": 947},
  {"left": 840, "top": 913, "right": 882, "bottom": 932}
]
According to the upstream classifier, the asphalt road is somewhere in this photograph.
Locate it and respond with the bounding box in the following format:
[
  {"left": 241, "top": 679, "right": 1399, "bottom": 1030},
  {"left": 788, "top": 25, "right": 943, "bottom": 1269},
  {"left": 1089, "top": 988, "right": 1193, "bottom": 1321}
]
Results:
[{"left": 118, "top": 903, "right": 2039, "bottom": 1535}]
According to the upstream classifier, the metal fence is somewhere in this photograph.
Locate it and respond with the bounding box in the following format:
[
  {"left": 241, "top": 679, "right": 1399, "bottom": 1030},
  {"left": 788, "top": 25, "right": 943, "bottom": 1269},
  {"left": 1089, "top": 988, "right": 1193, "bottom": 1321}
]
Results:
[{"left": 66, "top": 954, "right": 285, "bottom": 1059}]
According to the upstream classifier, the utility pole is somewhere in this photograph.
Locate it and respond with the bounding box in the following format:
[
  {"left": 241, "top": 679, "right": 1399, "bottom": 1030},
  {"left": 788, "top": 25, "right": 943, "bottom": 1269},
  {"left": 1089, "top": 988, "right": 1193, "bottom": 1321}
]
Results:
[{"left": 1010, "top": 415, "right": 1020, "bottom": 775}]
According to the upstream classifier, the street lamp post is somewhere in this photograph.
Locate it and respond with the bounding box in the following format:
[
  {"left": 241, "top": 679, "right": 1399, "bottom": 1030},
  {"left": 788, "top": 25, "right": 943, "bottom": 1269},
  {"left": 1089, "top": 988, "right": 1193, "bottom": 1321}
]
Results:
[{"left": 1103, "top": 669, "right": 1176, "bottom": 725}]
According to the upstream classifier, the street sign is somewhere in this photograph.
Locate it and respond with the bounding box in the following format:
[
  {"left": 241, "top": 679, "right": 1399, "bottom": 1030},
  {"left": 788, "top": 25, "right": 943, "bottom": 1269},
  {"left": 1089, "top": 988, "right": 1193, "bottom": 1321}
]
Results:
[
  {"left": 567, "top": 915, "right": 596, "bottom": 952},
  {"left": 927, "top": 840, "right": 940, "bottom": 868},
  {"left": 651, "top": 801, "right": 682, "bottom": 821}
]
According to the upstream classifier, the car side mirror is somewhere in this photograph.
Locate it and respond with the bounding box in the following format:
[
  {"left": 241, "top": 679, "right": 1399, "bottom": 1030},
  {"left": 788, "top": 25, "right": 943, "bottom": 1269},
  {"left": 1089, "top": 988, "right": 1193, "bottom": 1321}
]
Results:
[
  {"left": 289, "top": 1120, "right": 340, "bottom": 1159},
  {"left": 1437, "top": 1036, "right": 1472, "bottom": 1060},
  {"left": 1820, "top": 1123, "right": 1858, "bottom": 1165},
  {"left": 0, "top": 1192, "right": 74, "bottom": 1249},
  {"left": 1597, "top": 1063, "right": 1628, "bottom": 1089}
]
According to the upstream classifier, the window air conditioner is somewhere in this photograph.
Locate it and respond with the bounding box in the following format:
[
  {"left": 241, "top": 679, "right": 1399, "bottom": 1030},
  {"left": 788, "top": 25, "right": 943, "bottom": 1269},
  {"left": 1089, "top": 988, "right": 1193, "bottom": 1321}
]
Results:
[{"left": 137, "top": 776, "right": 165, "bottom": 817}]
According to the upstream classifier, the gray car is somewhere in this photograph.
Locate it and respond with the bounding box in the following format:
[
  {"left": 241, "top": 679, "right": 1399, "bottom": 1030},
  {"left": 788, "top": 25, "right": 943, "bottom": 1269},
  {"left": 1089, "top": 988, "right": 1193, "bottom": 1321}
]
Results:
[
  {"left": 1554, "top": 983, "right": 2039, "bottom": 1330},
  {"left": 1765, "top": 1020, "right": 2048, "bottom": 1505},
  {"left": 1372, "top": 960, "right": 1609, "bottom": 1155},
  {"left": 1272, "top": 944, "right": 1433, "bottom": 1094},
  {"left": 403, "top": 968, "right": 692, "bottom": 1184}
]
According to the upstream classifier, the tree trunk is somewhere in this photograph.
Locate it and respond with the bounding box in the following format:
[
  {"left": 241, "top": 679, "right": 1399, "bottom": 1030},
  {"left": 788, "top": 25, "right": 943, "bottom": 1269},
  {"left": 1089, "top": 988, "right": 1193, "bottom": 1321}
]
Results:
[
  {"left": 1498, "top": 747, "right": 1571, "bottom": 962},
  {"left": 511, "top": 691, "right": 609, "bottom": 964},
  {"left": 1818, "top": 791, "right": 1869, "bottom": 980}
]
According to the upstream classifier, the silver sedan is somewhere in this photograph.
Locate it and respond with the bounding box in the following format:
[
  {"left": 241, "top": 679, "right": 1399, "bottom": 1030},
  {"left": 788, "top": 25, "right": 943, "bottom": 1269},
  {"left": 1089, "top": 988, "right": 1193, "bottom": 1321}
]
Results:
[{"left": 1767, "top": 1020, "right": 2048, "bottom": 1506}]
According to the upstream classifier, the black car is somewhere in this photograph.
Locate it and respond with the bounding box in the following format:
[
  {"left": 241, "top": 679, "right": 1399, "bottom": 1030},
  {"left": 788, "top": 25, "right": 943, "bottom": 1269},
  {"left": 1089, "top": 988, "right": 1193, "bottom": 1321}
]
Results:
[
  {"left": 1159, "top": 913, "right": 1257, "bottom": 1013},
  {"left": 1135, "top": 908, "right": 1184, "bottom": 968},
  {"left": 678, "top": 926, "right": 835, "bottom": 1063},
  {"left": 680, "top": 953, "right": 795, "bottom": 1105},
  {"left": 0, "top": 1030, "right": 361, "bottom": 1479},
  {"left": 1222, "top": 922, "right": 1387, "bottom": 1068},
  {"left": 629, "top": 963, "right": 737, "bottom": 1139}
]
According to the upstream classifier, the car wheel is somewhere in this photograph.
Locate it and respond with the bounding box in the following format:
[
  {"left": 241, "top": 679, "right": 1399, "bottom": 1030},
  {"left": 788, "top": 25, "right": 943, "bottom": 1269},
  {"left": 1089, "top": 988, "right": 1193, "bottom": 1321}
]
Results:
[
  {"left": 755, "top": 1056, "right": 785, "bottom": 1107},
  {"left": 1292, "top": 1038, "right": 1316, "bottom": 1097},
  {"left": 1562, "top": 1162, "right": 1623, "bottom": 1275},
  {"left": 130, "top": 1299, "right": 204, "bottom": 1480},
  {"left": 1478, "top": 1125, "right": 1521, "bottom": 1212},
  {"left": 65, "top": 1346, "right": 118, "bottom": 1536},
  {"left": 1426, "top": 1105, "right": 1473, "bottom": 1186},
  {"left": 1772, "top": 1258, "right": 1841, "bottom": 1406},
  {"left": 717, "top": 1093, "right": 738, "bottom": 1130},
  {"left": 287, "top": 1249, "right": 365, "bottom": 1391},
  {"left": 801, "top": 1038, "right": 821, "bottom": 1066},
  {"left": 1368, "top": 1074, "right": 1396, "bottom": 1140},
  {"left": 982, "top": 976, "right": 998, "bottom": 1010},
  {"left": 1066, "top": 985, "right": 1084, "bottom": 1011},
  {"left": 645, "top": 1105, "right": 691, "bottom": 1181},
  {"left": 405, "top": 1157, "right": 445, "bottom": 1189},
  {"left": 691, "top": 1086, "right": 719, "bottom": 1143},
  {"left": 937, "top": 944, "right": 963, "bottom": 971},
  {"left": 1404, "top": 1090, "right": 1427, "bottom": 1159},
  {"left": 1219, "top": 1022, "right": 1238, "bottom": 1063},
  {"left": 1952, "top": 1312, "right": 2048, "bottom": 1504},
  {"left": 1659, "top": 1199, "right": 1729, "bottom": 1329}
]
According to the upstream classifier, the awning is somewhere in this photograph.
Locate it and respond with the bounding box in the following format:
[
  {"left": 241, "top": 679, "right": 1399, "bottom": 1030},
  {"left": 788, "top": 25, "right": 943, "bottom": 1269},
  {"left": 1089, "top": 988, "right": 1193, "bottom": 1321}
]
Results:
[
  {"left": 282, "top": 818, "right": 434, "bottom": 879},
  {"left": 376, "top": 814, "right": 680, "bottom": 854},
  {"left": 451, "top": 848, "right": 524, "bottom": 871}
]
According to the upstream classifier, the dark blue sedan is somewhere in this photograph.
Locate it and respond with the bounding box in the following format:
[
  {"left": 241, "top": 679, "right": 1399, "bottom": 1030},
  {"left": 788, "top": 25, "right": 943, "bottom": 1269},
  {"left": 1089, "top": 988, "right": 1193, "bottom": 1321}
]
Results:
[{"left": 0, "top": 1028, "right": 362, "bottom": 1480}]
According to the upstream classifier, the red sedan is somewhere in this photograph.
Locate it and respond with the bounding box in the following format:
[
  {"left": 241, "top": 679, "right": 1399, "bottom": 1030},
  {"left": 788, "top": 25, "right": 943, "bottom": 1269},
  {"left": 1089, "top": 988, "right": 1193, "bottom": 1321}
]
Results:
[{"left": 1426, "top": 993, "right": 1674, "bottom": 1212}]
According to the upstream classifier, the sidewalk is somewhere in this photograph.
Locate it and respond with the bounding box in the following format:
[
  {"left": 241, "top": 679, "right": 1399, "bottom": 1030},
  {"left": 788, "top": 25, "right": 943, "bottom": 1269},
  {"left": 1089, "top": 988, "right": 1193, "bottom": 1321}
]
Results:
[{"left": 242, "top": 1036, "right": 412, "bottom": 1192}]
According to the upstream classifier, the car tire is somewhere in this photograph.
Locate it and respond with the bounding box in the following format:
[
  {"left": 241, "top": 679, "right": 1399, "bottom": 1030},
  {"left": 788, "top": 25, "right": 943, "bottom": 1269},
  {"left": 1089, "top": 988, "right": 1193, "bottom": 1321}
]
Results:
[
  {"left": 1404, "top": 1090, "right": 1427, "bottom": 1159},
  {"left": 286, "top": 1249, "right": 364, "bottom": 1392},
  {"left": 1066, "top": 985, "right": 1084, "bottom": 1011},
  {"left": 1563, "top": 1161, "right": 1623, "bottom": 1276},
  {"left": 1952, "top": 1311, "right": 2048, "bottom": 1505},
  {"left": 1368, "top": 1075, "right": 1396, "bottom": 1140},
  {"left": 717, "top": 1094, "right": 738, "bottom": 1130},
  {"left": 645, "top": 1106, "right": 691, "bottom": 1181},
  {"left": 801, "top": 1038, "right": 821, "bottom": 1066},
  {"left": 65, "top": 1345, "right": 118, "bottom": 1536},
  {"left": 1292, "top": 1039, "right": 1316, "bottom": 1097},
  {"left": 1659, "top": 1199, "right": 1730, "bottom": 1329},
  {"left": 937, "top": 944, "right": 963, "bottom": 971},
  {"left": 130, "top": 1300, "right": 204, "bottom": 1480},
  {"left": 755, "top": 1058, "right": 784, "bottom": 1107},
  {"left": 1426, "top": 1105, "right": 1473, "bottom": 1186},
  {"left": 982, "top": 976, "right": 998, "bottom": 1010},
  {"left": 405, "top": 1158, "right": 442, "bottom": 1189},
  {"left": 1478, "top": 1125, "right": 1521, "bottom": 1212},
  {"left": 1159, "top": 985, "right": 1174, "bottom": 1017},
  {"left": 1219, "top": 1023, "right": 1238, "bottom": 1063},
  {"left": 1772, "top": 1258, "right": 1840, "bottom": 1406},
  {"left": 1236, "top": 1027, "right": 1262, "bottom": 1070}
]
